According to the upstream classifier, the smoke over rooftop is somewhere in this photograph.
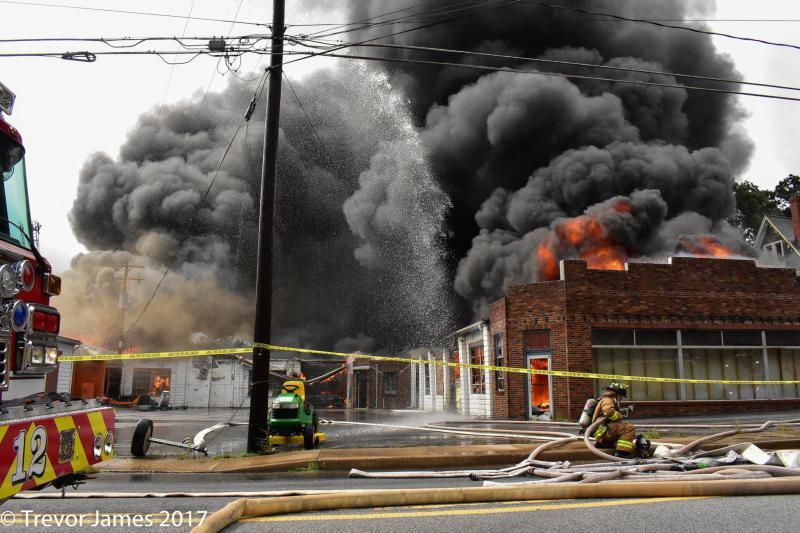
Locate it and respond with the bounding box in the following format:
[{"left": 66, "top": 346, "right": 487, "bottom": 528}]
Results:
[
  {"left": 61, "top": 0, "right": 756, "bottom": 349},
  {"left": 344, "top": 0, "right": 755, "bottom": 314}
]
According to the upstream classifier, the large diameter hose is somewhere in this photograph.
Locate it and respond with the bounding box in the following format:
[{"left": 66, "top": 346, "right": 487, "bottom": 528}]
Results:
[
  {"left": 191, "top": 477, "right": 800, "bottom": 533},
  {"left": 583, "top": 416, "right": 632, "bottom": 462},
  {"left": 674, "top": 418, "right": 800, "bottom": 456}
]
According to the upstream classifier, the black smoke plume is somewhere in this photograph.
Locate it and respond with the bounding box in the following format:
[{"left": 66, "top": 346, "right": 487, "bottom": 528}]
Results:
[
  {"left": 63, "top": 64, "right": 454, "bottom": 351},
  {"left": 344, "top": 0, "right": 754, "bottom": 313},
  {"left": 62, "top": 0, "right": 756, "bottom": 349}
]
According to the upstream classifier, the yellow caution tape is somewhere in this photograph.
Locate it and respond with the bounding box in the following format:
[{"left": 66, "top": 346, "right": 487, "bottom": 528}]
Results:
[
  {"left": 60, "top": 347, "right": 252, "bottom": 362},
  {"left": 61, "top": 342, "right": 800, "bottom": 386}
]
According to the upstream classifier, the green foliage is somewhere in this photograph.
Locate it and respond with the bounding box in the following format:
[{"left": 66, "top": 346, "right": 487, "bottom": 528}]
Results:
[
  {"left": 730, "top": 180, "right": 779, "bottom": 243},
  {"left": 729, "top": 175, "right": 800, "bottom": 243},
  {"left": 642, "top": 429, "right": 662, "bottom": 440},
  {"left": 774, "top": 174, "right": 800, "bottom": 211}
]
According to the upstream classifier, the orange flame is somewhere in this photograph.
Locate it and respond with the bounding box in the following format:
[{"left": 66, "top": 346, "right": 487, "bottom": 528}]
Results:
[
  {"left": 678, "top": 236, "right": 734, "bottom": 258},
  {"left": 536, "top": 200, "right": 631, "bottom": 280},
  {"left": 149, "top": 375, "right": 171, "bottom": 395}
]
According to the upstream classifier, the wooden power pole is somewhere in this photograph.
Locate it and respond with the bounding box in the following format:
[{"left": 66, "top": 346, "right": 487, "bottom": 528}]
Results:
[
  {"left": 247, "top": 0, "right": 285, "bottom": 452},
  {"left": 115, "top": 263, "right": 143, "bottom": 354}
]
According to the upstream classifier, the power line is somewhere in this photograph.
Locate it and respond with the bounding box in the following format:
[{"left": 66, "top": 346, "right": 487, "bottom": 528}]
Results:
[
  {"left": 0, "top": 35, "right": 269, "bottom": 47},
  {"left": 0, "top": 0, "right": 268, "bottom": 27},
  {"left": 529, "top": 1, "right": 800, "bottom": 53},
  {"left": 309, "top": 0, "right": 499, "bottom": 39},
  {"left": 322, "top": 40, "right": 800, "bottom": 94},
  {"left": 281, "top": 0, "right": 523, "bottom": 69},
  {"left": 300, "top": 0, "right": 473, "bottom": 38},
  {"left": 318, "top": 52, "right": 800, "bottom": 103},
  {"left": 0, "top": 49, "right": 322, "bottom": 65},
  {"left": 158, "top": 0, "right": 198, "bottom": 118},
  {"left": 8, "top": 38, "right": 800, "bottom": 98}
]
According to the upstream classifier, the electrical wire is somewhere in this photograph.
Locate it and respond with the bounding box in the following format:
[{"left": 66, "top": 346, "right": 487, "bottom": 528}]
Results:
[
  {"left": 281, "top": 0, "right": 523, "bottom": 69},
  {"left": 0, "top": 35, "right": 272, "bottom": 47},
  {"left": 529, "top": 1, "right": 800, "bottom": 53},
  {"left": 323, "top": 40, "right": 800, "bottom": 93},
  {"left": 200, "top": 0, "right": 250, "bottom": 109},
  {"left": 308, "top": 0, "right": 501, "bottom": 39},
  {"left": 317, "top": 52, "right": 800, "bottom": 103},
  {"left": 300, "top": 0, "right": 474, "bottom": 38},
  {"left": 0, "top": 0, "right": 268, "bottom": 27},
  {"left": 124, "top": 71, "right": 271, "bottom": 337},
  {"left": 158, "top": 0, "right": 198, "bottom": 118}
]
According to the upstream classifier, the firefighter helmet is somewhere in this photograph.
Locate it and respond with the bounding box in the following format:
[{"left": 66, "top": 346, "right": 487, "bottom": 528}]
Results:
[{"left": 604, "top": 382, "right": 628, "bottom": 397}]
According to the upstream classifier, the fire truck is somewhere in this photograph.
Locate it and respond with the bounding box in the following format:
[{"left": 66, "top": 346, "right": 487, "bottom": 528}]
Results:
[{"left": 0, "top": 80, "right": 115, "bottom": 502}]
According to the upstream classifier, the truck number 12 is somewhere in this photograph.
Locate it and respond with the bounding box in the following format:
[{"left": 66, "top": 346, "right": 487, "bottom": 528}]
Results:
[{"left": 11, "top": 426, "right": 48, "bottom": 484}]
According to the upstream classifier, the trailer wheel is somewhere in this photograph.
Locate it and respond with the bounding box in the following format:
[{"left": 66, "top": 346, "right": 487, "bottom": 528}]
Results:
[
  {"left": 303, "top": 424, "right": 315, "bottom": 450},
  {"left": 131, "top": 419, "right": 154, "bottom": 457}
]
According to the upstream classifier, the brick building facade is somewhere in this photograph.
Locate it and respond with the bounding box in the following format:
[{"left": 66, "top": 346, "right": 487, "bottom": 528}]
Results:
[{"left": 487, "top": 256, "right": 800, "bottom": 420}]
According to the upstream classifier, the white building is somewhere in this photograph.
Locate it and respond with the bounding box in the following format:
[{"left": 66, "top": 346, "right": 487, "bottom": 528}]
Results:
[
  {"left": 57, "top": 354, "right": 303, "bottom": 408},
  {"left": 410, "top": 321, "right": 494, "bottom": 418}
]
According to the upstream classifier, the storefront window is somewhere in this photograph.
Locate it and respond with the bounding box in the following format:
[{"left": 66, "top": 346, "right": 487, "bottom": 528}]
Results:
[
  {"left": 594, "top": 348, "right": 679, "bottom": 401},
  {"left": 766, "top": 349, "right": 800, "bottom": 399},
  {"left": 591, "top": 328, "right": 799, "bottom": 401},
  {"left": 683, "top": 349, "right": 765, "bottom": 400}
]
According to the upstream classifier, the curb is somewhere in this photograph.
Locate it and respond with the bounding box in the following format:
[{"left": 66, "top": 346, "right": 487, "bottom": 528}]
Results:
[{"left": 99, "top": 437, "right": 800, "bottom": 474}]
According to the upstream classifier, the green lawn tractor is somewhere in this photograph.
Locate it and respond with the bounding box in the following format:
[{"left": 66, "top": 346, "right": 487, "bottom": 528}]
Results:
[{"left": 266, "top": 380, "right": 325, "bottom": 450}]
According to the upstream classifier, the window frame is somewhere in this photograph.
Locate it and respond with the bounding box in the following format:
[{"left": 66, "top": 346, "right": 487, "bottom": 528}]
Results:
[
  {"left": 469, "top": 344, "right": 486, "bottom": 394},
  {"left": 494, "top": 333, "right": 505, "bottom": 392}
]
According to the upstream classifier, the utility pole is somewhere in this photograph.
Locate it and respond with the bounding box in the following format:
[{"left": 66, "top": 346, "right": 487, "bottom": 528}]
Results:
[
  {"left": 247, "top": 0, "right": 285, "bottom": 453},
  {"left": 115, "top": 263, "right": 144, "bottom": 354}
]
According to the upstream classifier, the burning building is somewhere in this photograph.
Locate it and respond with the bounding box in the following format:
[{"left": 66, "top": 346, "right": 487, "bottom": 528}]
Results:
[{"left": 415, "top": 257, "right": 800, "bottom": 420}]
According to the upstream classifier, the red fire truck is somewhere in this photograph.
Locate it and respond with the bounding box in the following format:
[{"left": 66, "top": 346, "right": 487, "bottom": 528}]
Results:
[{"left": 0, "top": 80, "right": 115, "bottom": 502}]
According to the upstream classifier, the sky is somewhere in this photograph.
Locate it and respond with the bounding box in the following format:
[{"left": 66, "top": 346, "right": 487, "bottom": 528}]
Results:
[{"left": 1, "top": 0, "right": 800, "bottom": 273}]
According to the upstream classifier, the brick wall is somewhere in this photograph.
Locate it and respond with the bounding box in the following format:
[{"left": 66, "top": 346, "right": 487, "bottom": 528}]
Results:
[
  {"left": 492, "top": 257, "right": 800, "bottom": 420},
  {"left": 354, "top": 358, "right": 411, "bottom": 409},
  {"left": 625, "top": 399, "right": 800, "bottom": 417}
]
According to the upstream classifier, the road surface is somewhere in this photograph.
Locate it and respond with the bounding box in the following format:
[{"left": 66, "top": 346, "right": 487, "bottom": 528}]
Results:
[{"left": 2, "top": 472, "right": 796, "bottom": 532}]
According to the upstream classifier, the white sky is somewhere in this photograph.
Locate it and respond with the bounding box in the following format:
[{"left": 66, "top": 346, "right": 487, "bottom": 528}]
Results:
[{"left": 2, "top": 0, "right": 799, "bottom": 272}]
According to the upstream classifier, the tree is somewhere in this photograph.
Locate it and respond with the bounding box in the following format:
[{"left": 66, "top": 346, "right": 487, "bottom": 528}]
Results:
[
  {"left": 773, "top": 174, "right": 800, "bottom": 214},
  {"left": 730, "top": 180, "right": 779, "bottom": 243}
]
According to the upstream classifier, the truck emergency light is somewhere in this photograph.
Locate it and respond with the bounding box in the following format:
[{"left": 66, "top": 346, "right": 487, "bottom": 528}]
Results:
[
  {"left": 11, "top": 300, "right": 27, "bottom": 332},
  {"left": 0, "top": 264, "right": 17, "bottom": 298},
  {"left": 0, "top": 80, "right": 14, "bottom": 115},
  {"left": 14, "top": 260, "right": 35, "bottom": 292}
]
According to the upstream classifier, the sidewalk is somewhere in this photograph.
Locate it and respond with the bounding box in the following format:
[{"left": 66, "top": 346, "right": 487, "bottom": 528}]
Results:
[{"left": 100, "top": 431, "right": 800, "bottom": 474}]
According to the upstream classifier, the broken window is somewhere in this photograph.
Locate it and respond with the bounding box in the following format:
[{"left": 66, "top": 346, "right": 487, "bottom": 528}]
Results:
[
  {"left": 131, "top": 368, "right": 172, "bottom": 396},
  {"left": 470, "top": 345, "right": 485, "bottom": 394}
]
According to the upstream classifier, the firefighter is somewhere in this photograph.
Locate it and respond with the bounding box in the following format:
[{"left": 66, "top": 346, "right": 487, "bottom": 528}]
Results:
[{"left": 592, "top": 382, "right": 636, "bottom": 458}]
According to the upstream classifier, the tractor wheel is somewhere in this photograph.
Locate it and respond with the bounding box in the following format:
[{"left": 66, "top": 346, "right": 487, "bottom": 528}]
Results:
[
  {"left": 131, "top": 419, "right": 154, "bottom": 457},
  {"left": 312, "top": 411, "right": 319, "bottom": 433},
  {"left": 303, "top": 424, "right": 315, "bottom": 450}
]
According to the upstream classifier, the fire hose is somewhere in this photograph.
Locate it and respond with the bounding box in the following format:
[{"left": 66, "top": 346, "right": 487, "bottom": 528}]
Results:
[
  {"left": 186, "top": 416, "right": 800, "bottom": 532},
  {"left": 191, "top": 477, "right": 800, "bottom": 533}
]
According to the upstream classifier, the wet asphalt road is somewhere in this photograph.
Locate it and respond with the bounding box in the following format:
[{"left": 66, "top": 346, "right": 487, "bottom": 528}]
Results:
[{"left": 3, "top": 473, "right": 798, "bottom": 533}]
